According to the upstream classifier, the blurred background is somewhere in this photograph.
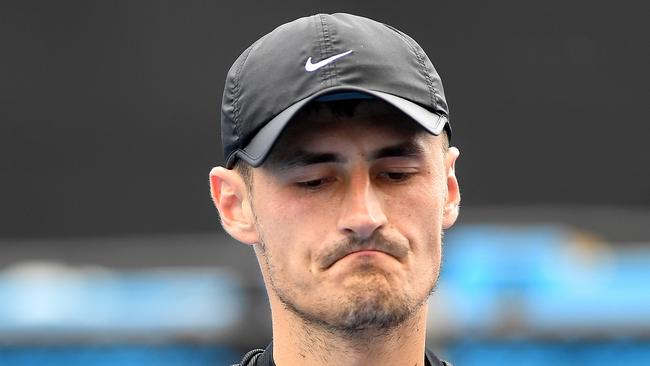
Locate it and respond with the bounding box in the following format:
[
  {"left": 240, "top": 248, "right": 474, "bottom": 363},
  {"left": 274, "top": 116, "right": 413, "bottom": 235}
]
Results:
[{"left": 1, "top": 0, "right": 649, "bottom": 365}]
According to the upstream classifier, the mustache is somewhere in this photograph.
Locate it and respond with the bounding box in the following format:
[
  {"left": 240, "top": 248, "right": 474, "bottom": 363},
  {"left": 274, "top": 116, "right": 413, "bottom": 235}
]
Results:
[{"left": 317, "top": 232, "right": 409, "bottom": 269}]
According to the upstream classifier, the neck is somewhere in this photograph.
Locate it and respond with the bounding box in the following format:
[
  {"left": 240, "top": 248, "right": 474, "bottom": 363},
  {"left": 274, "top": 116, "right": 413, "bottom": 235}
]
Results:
[{"left": 270, "top": 296, "right": 429, "bottom": 366}]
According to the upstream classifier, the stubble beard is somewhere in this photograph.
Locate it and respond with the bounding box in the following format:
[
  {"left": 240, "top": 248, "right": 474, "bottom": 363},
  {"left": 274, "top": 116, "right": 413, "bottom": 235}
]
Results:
[{"left": 257, "top": 234, "right": 440, "bottom": 337}]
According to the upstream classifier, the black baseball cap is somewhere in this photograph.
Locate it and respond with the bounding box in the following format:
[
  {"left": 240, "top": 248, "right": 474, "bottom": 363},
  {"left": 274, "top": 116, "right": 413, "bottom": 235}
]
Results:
[{"left": 221, "top": 13, "right": 451, "bottom": 169}]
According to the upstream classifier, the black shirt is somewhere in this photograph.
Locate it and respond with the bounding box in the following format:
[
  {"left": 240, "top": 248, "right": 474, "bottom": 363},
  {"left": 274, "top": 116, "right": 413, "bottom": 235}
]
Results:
[{"left": 236, "top": 342, "right": 451, "bottom": 366}]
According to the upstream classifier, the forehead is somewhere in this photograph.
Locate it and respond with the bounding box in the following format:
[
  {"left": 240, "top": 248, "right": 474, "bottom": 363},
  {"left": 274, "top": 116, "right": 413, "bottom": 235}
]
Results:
[{"left": 266, "top": 99, "right": 432, "bottom": 161}]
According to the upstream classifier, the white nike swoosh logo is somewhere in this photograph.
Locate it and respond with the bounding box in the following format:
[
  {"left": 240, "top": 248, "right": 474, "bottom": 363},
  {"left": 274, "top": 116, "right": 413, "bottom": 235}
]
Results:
[{"left": 305, "top": 50, "right": 353, "bottom": 72}]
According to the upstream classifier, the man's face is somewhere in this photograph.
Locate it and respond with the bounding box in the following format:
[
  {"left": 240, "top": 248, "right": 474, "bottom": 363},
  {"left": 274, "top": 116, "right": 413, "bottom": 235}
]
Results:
[{"left": 243, "top": 101, "right": 459, "bottom": 333}]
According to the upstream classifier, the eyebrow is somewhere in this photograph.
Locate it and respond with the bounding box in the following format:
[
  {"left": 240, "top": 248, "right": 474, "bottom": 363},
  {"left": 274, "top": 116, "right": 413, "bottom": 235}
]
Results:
[
  {"left": 276, "top": 152, "right": 344, "bottom": 171},
  {"left": 370, "top": 141, "right": 426, "bottom": 160},
  {"left": 271, "top": 140, "right": 426, "bottom": 171}
]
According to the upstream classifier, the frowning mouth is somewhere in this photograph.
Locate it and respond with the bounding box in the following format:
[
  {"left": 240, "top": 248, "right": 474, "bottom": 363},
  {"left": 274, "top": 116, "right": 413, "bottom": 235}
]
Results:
[
  {"left": 323, "top": 249, "right": 394, "bottom": 269},
  {"left": 345, "top": 249, "right": 391, "bottom": 258},
  {"left": 319, "top": 238, "right": 408, "bottom": 270}
]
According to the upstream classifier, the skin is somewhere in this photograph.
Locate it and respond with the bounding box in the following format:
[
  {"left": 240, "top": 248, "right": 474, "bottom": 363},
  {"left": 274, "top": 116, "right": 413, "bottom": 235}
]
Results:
[{"left": 210, "top": 100, "right": 460, "bottom": 366}]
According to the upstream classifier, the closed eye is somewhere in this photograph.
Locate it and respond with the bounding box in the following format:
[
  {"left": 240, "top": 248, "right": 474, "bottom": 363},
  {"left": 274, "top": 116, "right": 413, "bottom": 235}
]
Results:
[
  {"left": 377, "top": 171, "right": 415, "bottom": 183},
  {"left": 295, "top": 177, "right": 336, "bottom": 190}
]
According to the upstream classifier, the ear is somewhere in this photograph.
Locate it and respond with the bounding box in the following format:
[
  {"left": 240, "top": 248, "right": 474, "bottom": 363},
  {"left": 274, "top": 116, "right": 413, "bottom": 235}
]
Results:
[
  {"left": 209, "top": 166, "right": 260, "bottom": 245},
  {"left": 442, "top": 147, "right": 461, "bottom": 229}
]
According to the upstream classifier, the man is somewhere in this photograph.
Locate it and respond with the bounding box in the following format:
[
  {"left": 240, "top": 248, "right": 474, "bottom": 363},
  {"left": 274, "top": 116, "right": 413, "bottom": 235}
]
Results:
[{"left": 210, "top": 13, "right": 460, "bottom": 366}]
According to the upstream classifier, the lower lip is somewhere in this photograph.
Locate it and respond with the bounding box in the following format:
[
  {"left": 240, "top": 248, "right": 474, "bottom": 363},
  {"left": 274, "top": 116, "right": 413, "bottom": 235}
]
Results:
[
  {"left": 329, "top": 250, "right": 395, "bottom": 271},
  {"left": 350, "top": 250, "right": 382, "bottom": 255},
  {"left": 342, "top": 250, "right": 390, "bottom": 260},
  {"left": 326, "top": 251, "right": 399, "bottom": 275}
]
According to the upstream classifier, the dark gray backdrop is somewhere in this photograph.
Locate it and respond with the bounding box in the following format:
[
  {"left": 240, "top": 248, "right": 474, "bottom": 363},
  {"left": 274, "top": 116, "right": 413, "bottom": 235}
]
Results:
[{"left": 2, "top": 0, "right": 649, "bottom": 239}]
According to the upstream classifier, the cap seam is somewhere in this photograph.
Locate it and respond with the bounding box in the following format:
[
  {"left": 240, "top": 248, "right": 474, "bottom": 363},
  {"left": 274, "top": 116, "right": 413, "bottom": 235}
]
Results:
[
  {"left": 383, "top": 24, "right": 438, "bottom": 109},
  {"left": 322, "top": 14, "right": 337, "bottom": 87},
  {"left": 231, "top": 42, "right": 258, "bottom": 140},
  {"left": 403, "top": 35, "right": 438, "bottom": 109},
  {"left": 327, "top": 15, "right": 342, "bottom": 85},
  {"left": 318, "top": 14, "right": 334, "bottom": 88}
]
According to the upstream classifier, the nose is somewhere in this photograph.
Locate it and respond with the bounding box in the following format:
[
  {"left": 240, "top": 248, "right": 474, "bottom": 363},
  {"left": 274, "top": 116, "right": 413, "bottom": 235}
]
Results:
[{"left": 337, "top": 173, "right": 388, "bottom": 240}]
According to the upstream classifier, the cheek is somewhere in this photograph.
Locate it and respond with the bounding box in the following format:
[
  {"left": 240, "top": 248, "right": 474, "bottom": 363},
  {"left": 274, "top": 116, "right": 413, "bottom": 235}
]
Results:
[
  {"left": 384, "top": 173, "right": 445, "bottom": 256},
  {"left": 387, "top": 170, "right": 445, "bottom": 223},
  {"left": 391, "top": 192, "right": 443, "bottom": 243},
  {"left": 251, "top": 184, "right": 330, "bottom": 273},
  {"left": 255, "top": 176, "right": 340, "bottom": 234},
  {"left": 255, "top": 189, "right": 329, "bottom": 236},
  {"left": 399, "top": 187, "right": 444, "bottom": 278}
]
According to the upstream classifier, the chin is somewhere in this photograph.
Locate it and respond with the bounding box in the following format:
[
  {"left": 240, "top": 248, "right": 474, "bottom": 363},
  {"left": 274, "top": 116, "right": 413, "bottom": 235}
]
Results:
[
  {"left": 328, "top": 271, "right": 417, "bottom": 333},
  {"left": 274, "top": 263, "right": 434, "bottom": 335}
]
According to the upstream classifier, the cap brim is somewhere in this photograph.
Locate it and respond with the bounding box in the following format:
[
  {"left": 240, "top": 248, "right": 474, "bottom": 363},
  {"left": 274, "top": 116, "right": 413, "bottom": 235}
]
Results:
[{"left": 227, "top": 86, "right": 449, "bottom": 168}]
